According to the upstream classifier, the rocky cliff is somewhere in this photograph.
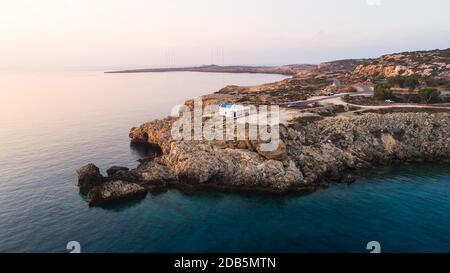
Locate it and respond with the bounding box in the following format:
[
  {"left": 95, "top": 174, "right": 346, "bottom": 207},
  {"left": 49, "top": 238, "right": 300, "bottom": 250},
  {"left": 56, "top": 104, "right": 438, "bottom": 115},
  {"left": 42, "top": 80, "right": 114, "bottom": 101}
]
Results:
[
  {"left": 78, "top": 48, "right": 450, "bottom": 205},
  {"left": 77, "top": 111, "right": 450, "bottom": 205}
]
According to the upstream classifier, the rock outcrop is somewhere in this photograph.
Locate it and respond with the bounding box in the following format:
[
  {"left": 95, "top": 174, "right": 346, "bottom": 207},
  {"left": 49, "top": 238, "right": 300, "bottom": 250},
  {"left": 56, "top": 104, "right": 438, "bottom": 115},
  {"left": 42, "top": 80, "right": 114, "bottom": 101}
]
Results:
[
  {"left": 87, "top": 181, "right": 147, "bottom": 206},
  {"left": 290, "top": 112, "right": 449, "bottom": 184},
  {"left": 123, "top": 111, "right": 450, "bottom": 195},
  {"left": 77, "top": 108, "right": 449, "bottom": 205},
  {"left": 76, "top": 160, "right": 177, "bottom": 205},
  {"left": 76, "top": 164, "right": 104, "bottom": 193},
  {"left": 106, "top": 166, "right": 130, "bottom": 176},
  {"left": 76, "top": 48, "right": 450, "bottom": 205},
  {"left": 352, "top": 48, "right": 450, "bottom": 80}
]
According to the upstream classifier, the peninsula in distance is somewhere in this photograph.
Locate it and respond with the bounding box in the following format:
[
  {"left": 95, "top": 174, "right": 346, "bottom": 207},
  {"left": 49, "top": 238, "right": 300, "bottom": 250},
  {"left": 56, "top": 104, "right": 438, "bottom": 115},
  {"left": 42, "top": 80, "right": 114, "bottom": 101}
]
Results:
[{"left": 105, "top": 64, "right": 310, "bottom": 75}]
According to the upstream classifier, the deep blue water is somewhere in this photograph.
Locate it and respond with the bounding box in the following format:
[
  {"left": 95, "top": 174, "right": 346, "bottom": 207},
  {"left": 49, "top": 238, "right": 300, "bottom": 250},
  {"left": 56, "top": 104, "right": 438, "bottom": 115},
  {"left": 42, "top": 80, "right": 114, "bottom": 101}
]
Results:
[{"left": 0, "top": 71, "right": 449, "bottom": 253}]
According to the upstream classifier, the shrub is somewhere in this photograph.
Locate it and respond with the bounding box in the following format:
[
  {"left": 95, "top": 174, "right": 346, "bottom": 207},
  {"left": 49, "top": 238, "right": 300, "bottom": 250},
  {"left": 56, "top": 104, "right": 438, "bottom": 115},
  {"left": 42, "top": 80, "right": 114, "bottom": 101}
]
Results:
[
  {"left": 424, "top": 77, "right": 439, "bottom": 87},
  {"left": 418, "top": 87, "right": 441, "bottom": 104},
  {"left": 387, "top": 75, "right": 405, "bottom": 88},
  {"left": 424, "top": 77, "right": 450, "bottom": 87},
  {"left": 387, "top": 75, "right": 419, "bottom": 90},
  {"left": 374, "top": 82, "right": 393, "bottom": 100},
  {"left": 403, "top": 75, "right": 420, "bottom": 91}
]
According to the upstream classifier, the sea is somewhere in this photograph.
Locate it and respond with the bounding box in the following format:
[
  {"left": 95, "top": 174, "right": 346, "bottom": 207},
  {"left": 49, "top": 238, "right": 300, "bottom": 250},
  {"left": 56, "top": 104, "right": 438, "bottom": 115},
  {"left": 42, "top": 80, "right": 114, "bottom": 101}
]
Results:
[{"left": 0, "top": 71, "right": 449, "bottom": 253}]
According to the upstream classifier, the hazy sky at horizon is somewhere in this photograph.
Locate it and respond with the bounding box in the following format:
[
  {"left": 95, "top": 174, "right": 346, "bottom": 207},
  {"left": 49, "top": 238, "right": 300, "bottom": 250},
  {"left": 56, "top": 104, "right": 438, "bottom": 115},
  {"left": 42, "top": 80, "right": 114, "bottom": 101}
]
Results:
[{"left": 1, "top": 0, "right": 450, "bottom": 71}]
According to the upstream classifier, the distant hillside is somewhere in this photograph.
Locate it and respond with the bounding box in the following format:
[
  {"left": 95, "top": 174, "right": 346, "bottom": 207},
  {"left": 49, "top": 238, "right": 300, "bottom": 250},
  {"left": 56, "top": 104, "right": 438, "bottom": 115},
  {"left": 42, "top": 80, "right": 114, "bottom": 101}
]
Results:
[
  {"left": 106, "top": 48, "right": 450, "bottom": 87},
  {"left": 317, "top": 59, "right": 372, "bottom": 73},
  {"left": 352, "top": 48, "right": 450, "bottom": 80}
]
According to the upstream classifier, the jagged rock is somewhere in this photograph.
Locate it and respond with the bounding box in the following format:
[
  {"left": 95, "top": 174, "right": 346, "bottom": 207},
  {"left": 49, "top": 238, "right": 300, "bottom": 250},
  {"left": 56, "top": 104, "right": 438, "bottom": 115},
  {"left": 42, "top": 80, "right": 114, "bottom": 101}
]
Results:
[
  {"left": 76, "top": 161, "right": 180, "bottom": 204},
  {"left": 107, "top": 169, "right": 141, "bottom": 182},
  {"left": 137, "top": 161, "right": 178, "bottom": 184},
  {"left": 257, "top": 160, "right": 304, "bottom": 190},
  {"left": 129, "top": 117, "right": 175, "bottom": 154},
  {"left": 297, "top": 112, "right": 449, "bottom": 181},
  {"left": 76, "top": 48, "right": 450, "bottom": 205},
  {"left": 124, "top": 111, "right": 449, "bottom": 195},
  {"left": 76, "top": 164, "right": 104, "bottom": 193},
  {"left": 255, "top": 140, "right": 288, "bottom": 161},
  {"left": 87, "top": 181, "right": 147, "bottom": 206},
  {"left": 106, "top": 166, "right": 129, "bottom": 176}
]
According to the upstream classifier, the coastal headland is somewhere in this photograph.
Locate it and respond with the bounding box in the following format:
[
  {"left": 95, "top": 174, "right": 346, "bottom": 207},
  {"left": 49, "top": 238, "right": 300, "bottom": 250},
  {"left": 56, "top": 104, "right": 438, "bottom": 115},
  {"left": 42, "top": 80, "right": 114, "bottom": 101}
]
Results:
[{"left": 78, "top": 48, "right": 450, "bottom": 205}]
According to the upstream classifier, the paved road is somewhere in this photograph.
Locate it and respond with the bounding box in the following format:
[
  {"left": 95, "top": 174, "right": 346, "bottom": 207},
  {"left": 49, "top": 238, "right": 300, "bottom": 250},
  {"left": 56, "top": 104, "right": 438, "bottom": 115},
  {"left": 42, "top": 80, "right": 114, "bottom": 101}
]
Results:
[{"left": 286, "top": 85, "right": 373, "bottom": 107}]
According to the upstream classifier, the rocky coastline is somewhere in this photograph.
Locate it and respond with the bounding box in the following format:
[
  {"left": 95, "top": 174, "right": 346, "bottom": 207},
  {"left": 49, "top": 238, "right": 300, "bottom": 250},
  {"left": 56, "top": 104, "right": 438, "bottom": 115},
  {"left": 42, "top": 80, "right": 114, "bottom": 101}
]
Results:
[
  {"left": 77, "top": 111, "right": 450, "bottom": 205},
  {"left": 77, "top": 48, "right": 450, "bottom": 205}
]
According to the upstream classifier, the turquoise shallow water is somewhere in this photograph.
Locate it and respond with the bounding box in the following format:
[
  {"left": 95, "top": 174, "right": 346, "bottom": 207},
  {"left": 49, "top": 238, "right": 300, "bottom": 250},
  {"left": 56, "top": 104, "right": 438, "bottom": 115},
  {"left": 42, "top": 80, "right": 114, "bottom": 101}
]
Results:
[
  {"left": 0, "top": 71, "right": 449, "bottom": 253},
  {"left": 80, "top": 163, "right": 450, "bottom": 253}
]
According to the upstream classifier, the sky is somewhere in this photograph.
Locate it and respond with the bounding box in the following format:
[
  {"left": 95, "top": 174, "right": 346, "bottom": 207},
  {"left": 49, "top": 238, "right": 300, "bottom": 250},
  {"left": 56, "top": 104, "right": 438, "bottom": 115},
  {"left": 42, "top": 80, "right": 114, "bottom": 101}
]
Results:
[{"left": 1, "top": 0, "right": 450, "bottom": 71}]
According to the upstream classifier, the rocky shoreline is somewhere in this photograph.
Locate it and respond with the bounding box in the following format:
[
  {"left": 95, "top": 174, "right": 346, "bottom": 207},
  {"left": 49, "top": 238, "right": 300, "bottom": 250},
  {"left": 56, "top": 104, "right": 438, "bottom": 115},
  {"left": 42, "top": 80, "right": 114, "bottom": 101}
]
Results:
[
  {"left": 78, "top": 48, "right": 450, "bottom": 205},
  {"left": 77, "top": 111, "right": 450, "bottom": 206}
]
